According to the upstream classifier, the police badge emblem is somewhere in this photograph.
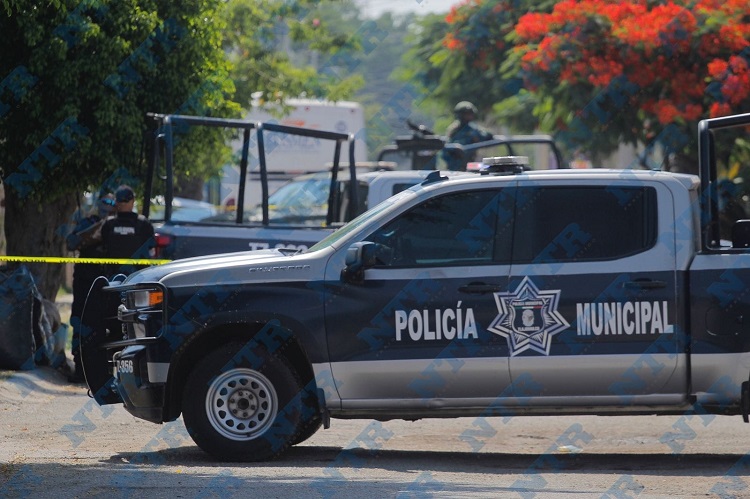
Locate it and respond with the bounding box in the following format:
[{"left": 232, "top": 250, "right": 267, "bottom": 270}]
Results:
[{"left": 489, "top": 276, "right": 569, "bottom": 356}]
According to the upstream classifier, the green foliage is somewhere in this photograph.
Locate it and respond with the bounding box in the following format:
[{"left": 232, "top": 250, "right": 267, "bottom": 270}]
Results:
[
  {"left": 397, "top": 1, "right": 548, "bottom": 135},
  {"left": 395, "top": 13, "right": 455, "bottom": 128},
  {"left": 337, "top": 11, "right": 433, "bottom": 154},
  {"left": 223, "top": 0, "right": 363, "bottom": 109},
  {"left": 250, "top": 3, "right": 429, "bottom": 157},
  {"left": 0, "top": 0, "right": 239, "bottom": 202},
  {"left": 0, "top": 0, "right": 364, "bottom": 201},
  {"left": 0, "top": 0, "right": 370, "bottom": 298}
]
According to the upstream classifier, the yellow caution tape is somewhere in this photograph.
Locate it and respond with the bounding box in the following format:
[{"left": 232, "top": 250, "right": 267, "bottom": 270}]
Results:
[{"left": 0, "top": 256, "right": 171, "bottom": 265}]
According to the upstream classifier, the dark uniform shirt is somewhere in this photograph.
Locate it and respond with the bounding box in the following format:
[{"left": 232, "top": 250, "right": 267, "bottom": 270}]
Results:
[
  {"left": 446, "top": 120, "right": 493, "bottom": 145},
  {"left": 444, "top": 121, "right": 494, "bottom": 171},
  {"left": 101, "top": 211, "right": 155, "bottom": 277}
]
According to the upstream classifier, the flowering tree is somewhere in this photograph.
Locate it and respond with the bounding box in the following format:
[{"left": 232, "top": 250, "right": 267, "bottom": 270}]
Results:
[
  {"left": 512, "top": 0, "right": 750, "bottom": 169},
  {"left": 398, "top": 0, "right": 550, "bottom": 133}
]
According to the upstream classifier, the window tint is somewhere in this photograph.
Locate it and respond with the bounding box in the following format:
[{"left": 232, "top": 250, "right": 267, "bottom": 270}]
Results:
[
  {"left": 367, "top": 189, "right": 511, "bottom": 267},
  {"left": 513, "top": 186, "right": 657, "bottom": 263}
]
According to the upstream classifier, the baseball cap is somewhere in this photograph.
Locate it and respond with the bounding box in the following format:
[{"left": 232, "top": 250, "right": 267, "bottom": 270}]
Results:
[{"left": 115, "top": 185, "right": 135, "bottom": 202}]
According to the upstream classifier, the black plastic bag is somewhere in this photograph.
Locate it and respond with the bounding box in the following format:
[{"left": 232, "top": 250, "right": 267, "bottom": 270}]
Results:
[
  {"left": 0, "top": 266, "right": 37, "bottom": 370},
  {"left": 0, "top": 265, "right": 67, "bottom": 370}
]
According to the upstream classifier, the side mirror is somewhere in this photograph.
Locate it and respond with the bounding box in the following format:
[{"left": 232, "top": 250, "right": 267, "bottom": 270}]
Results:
[{"left": 342, "top": 242, "right": 380, "bottom": 283}]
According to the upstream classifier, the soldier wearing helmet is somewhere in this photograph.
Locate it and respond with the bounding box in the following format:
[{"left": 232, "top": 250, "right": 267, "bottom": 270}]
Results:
[
  {"left": 453, "top": 100, "right": 478, "bottom": 117},
  {"left": 444, "top": 101, "right": 493, "bottom": 171}
]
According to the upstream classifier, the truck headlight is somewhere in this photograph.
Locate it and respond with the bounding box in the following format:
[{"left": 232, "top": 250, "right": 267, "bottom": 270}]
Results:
[{"left": 130, "top": 289, "right": 164, "bottom": 308}]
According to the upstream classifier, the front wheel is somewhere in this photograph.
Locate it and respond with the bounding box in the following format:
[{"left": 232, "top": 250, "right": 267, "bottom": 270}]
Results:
[{"left": 182, "top": 341, "right": 302, "bottom": 461}]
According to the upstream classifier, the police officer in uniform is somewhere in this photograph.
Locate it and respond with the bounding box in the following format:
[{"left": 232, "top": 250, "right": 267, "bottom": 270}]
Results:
[
  {"left": 101, "top": 185, "right": 156, "bottom": 278},
  {"left": 443, "top": 101, "right": 494, "bottom": 171},
  {"left": 66, "top": 192, "right": 117, "bottom": 383}
]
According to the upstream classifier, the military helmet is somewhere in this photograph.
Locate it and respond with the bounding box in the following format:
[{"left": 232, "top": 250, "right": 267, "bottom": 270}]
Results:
[{"left": 454, "top": 101, "right": 478, "bottom": 115}]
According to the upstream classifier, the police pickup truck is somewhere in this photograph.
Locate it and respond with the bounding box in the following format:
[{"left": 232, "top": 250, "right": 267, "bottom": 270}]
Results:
[{"left": 81, "top": 112, "right": 750, "bottom": 461}]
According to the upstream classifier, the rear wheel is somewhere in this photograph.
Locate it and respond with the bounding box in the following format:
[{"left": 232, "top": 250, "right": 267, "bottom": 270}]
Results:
[
  {"left": 182, "top": 341, "right": 302, "bottom": 461},
  {"left": 291, "top": 414, "right": 322, "bottom": 446}
]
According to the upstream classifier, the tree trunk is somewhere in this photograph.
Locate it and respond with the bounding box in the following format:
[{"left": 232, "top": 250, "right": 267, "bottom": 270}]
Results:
[{"left": 4, "top": 191, "right": 79, "bottom": 301}]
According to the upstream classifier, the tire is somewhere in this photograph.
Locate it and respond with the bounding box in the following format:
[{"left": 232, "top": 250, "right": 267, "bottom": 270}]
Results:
[
  {"left": 291, "top": 414, "right": 322, "bottom": 446},
  {"left": 182, "top": 341, "right": 303, "bottom": 461}
]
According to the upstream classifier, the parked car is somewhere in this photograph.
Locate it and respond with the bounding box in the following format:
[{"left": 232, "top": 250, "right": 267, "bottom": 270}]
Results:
[{"left": 148, "top": 197, "right": 218, "bottom": 223}]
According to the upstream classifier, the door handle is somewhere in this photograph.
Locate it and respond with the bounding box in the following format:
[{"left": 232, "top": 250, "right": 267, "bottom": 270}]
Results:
[
  {"left": 623, "top": 279, "right": 667, "bottom": 290},
  {"left": 458, "top": 282, "right": 503, "bottom": 294}
]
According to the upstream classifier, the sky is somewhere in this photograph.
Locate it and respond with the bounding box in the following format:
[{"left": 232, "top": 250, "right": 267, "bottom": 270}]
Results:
[{"left": 357, "top": 0, "right": 459, "bottom": 18}]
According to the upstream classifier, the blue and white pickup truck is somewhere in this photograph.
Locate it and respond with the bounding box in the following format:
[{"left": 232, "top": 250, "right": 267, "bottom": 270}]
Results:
[{"left": 80, "top": 112, "right": 750, "bottom": 462}]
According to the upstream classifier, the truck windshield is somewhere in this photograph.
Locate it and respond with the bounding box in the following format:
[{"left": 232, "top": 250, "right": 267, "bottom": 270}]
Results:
[
  {"left": 249, "top": 172, "right": 332, "bottom": 225},
  {"left": 307, "top": 188, "right": 414, "bottom": 252}
]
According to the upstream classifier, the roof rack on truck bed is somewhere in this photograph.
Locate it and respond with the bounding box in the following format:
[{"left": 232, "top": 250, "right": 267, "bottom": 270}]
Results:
[{"left": 144, "top": 113, "right": 358, "bottom": 226}]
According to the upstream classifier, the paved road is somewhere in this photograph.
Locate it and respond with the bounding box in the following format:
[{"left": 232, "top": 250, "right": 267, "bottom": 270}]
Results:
[{"left": 1, "top": 367, "right": 749, "bottom": 498}]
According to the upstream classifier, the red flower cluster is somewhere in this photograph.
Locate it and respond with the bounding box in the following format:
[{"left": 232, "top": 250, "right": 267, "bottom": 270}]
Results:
[
  {"left": 559, "top": 57, "right": 624, "bottom": 87},
  {"left": 712, "top": 56, "right": 750, "bottom": 110},
  {"left": 513, "top": 0, "right": 750, "bottom": 124},
  {"left": 443, "top": 32, "right": 464, "bottom": 51},
  {"left": 616, "top": 3, "right": 696, "bottom": 55}
]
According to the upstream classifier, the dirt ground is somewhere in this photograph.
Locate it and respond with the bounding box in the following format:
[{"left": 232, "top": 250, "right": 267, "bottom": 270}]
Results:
[
  {"left": 0, "top": 293, "right": 747, "bottom": 497},
  {"left": 2, "top": 363, "right": 750, "bottom": 498}
]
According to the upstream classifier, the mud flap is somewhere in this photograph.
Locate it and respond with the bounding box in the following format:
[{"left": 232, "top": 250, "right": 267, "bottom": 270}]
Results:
[{"left": 80, "top": 276, "right": 123, "bottom": 405}]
